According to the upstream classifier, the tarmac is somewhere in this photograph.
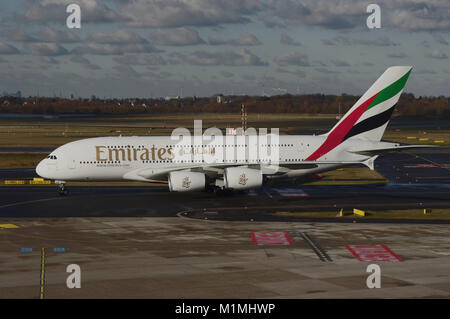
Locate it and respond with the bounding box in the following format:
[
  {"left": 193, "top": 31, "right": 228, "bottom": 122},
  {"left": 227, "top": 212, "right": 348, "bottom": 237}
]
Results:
[
  {"left": 0, "top": 150, "right": 449, "bottom": 298},
  {"left": 1, "top": 216, "right": 449, "bottom": 298}
]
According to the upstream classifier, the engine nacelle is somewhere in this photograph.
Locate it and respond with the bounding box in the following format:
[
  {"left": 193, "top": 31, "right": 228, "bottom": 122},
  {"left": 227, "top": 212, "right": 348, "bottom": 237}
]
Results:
[
  {"left": 168, "top": 171, "right": 206, "bottom": 192},
  {"left": 224, "top": 167, "right": 262, "bottom": 190}
]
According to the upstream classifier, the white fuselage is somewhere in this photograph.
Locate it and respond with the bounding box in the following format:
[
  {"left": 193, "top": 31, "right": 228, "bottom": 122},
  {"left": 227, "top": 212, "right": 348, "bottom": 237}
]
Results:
[{"left": 36, "top": 135, "right": 378, "bottom": 183}]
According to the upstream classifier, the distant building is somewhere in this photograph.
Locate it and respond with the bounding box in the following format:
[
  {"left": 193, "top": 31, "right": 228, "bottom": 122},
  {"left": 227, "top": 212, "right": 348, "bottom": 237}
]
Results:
[{"left": 214, "top": 94, "right": 231, "bottom": 104}]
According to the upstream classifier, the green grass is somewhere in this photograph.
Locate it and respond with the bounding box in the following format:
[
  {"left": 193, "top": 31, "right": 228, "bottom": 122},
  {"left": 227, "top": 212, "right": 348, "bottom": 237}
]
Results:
[
  {"left": 0, "top": 113, "right": 335, "bottom": 147},
  {"left": 383, "top": 129, "right": 450, "bottom": 146},
  {"left": 301, "top": 167, "right": 388, "bottom": 185},
  {"left": 274, "top": 208, "right": 450, "bottom": 220},
  {"left": 1, "top": 114, "right": 449, "bottom": 147},
  {"left": 0, "top": 153, "right": 46, "bottom": 168}
]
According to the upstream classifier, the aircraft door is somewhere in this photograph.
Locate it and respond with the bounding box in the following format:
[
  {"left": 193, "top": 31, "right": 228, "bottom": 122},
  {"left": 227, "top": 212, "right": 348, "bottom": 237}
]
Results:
[{"left": 67, "top": 159, "right": 76, "bottom": 169}]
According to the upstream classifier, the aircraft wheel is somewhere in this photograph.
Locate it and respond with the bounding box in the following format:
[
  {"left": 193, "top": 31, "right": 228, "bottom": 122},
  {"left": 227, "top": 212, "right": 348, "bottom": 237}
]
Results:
[{"left": 58, "top": 185, "right": 69, "bottom": 196}]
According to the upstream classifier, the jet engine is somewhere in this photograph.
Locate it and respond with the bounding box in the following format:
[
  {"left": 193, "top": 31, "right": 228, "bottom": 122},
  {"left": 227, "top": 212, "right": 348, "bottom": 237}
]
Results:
[
  {"left": 168, "top": 171, "right": 206, "bottom": 192},
  {"left": 224, "top": 167, "right": 262, "bottom": 190}
]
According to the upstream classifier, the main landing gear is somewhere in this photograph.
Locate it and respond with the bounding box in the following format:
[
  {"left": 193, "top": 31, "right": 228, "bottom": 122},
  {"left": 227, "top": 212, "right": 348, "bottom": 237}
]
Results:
[{"left": 213, "top": 187, "right": 233, "bottom": 196}]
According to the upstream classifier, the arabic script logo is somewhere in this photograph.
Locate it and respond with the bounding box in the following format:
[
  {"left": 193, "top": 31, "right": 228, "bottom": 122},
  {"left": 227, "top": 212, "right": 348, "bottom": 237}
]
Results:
[
  {"left": 238, "top": 173, "right": 248, "bottom": 186},
  {"left": 182, "top": 176, "right": 191, "bottom": 188}
]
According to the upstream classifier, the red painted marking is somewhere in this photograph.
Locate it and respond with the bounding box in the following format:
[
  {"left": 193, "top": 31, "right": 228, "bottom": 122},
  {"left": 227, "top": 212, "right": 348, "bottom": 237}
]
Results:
[
  {"left": 346, "top": 245, "right": 403, "bottom": 262},
  {"left": 306, "top": 93, "right": 378, "bottom": 160},
  {"left": 251, "top": 232, "right": 293, "bottom": 246}
]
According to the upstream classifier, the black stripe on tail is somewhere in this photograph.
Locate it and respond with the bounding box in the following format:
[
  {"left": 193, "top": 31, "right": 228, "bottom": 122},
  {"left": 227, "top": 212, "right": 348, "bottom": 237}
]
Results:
[{"left": 343, "top": 106, "right": 395, "bottom": 141}]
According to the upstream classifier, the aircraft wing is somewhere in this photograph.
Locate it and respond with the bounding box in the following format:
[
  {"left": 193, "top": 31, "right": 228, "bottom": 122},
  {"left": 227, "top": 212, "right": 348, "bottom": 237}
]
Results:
[{"left": 129, "top": 160, "right": 377, "bottom": 181}]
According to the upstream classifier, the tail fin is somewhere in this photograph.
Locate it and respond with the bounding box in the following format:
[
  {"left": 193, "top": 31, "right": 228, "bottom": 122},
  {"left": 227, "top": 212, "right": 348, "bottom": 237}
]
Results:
[
  {"left": 306, "top": 66, "right": 412, "bottom": 161},
  {"left": 327, "top": 66, "right": 412, "bottom": 142}
]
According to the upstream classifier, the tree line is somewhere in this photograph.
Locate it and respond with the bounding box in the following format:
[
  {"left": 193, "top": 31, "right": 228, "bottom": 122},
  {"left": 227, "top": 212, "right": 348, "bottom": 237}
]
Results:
[{"left": 0, "top": 93, "right": 448, "bottom": 118}]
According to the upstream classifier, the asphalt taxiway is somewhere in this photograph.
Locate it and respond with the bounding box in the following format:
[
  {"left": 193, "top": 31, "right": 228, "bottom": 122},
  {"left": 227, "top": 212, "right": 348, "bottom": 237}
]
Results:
[{"left": 0, "top": 183, "right": 449, "bottom": 220}]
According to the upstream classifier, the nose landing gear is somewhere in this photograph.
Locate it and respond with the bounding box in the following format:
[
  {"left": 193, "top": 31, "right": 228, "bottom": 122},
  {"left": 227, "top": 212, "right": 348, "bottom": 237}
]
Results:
[
  {"left": 58, "top": 184, "right": 69, "bottom": 196},
  {"left": 56, "top": 181, "right": 69, "bottom": 196}
]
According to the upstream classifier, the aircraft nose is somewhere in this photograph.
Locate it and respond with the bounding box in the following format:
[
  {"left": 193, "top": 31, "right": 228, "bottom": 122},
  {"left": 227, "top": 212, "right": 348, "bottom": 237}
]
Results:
[{"left": 35, "top": 161, "right": 46, "bottom": 178}]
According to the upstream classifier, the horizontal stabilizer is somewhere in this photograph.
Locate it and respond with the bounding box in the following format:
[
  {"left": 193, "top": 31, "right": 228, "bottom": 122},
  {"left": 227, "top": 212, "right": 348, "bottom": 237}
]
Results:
[{"left": 363, "top": 155, "right": 378, "bottom": 170}]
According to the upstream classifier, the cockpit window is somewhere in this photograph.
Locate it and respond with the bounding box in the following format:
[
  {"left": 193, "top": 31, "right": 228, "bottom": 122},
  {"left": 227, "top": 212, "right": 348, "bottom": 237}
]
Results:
[{"left": 46, "top": 155, "right": 57, "bottom": 160}]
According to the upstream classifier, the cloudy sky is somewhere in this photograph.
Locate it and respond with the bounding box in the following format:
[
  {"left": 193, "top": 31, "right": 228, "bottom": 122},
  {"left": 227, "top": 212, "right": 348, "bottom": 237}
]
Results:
[{"left": 0, "top": 0, "right": 448, "bottom": 98}]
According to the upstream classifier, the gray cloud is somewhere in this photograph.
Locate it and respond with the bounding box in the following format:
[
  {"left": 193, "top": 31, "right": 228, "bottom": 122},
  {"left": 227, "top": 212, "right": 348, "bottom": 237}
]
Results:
[
  {"left": 274, "top": 52, "right": 310, "bottom": 66},
  {"left": 387, "top": 52, "right": 408, "bottom": 58},
  {"left": 331, "top": 59, "right": 351, "bottom": 67},
  {"left": 268, "top": 0, "right": 450, "bottom": 32},
  {"left": 276, "top": 67, "right": 306, "bottom": 78},
  {"left": 72, "top": 43, "right": 158, "bottom": 55},
  {"left": 280, "top": 34, "right": 302, "bottom": 46},
  {"left": 70, "top": 56, "right": 102, "bottom": 70},
  {"left": 150, "top": 28, "right": 205, "bottom": 46},
  {"left": 328, "top": 36, "right": 398, "bottom": 47},
  {"left": 387, "top": 1, "right": 450, "bottom": 32},
  {"left": 23, "top": 0, "right": 122, "bottom": 24},
  {"left": 4, "top": 29, "right": 38, "bottom": 42},
  {"left": 4, "top": 27, "right": 80, "bottom": 43},
  {"left": 221, "top": 71, "right": 235, "bottom": 78},
  {"left": 0, "top": 41, "right": 20, "bottom": 54},
  {"left": 70, "top": 56, "right": 91, "bottom": 64},
  {"left": 321, "top": 39, "right": 336, "bottom": 46},
  {"left": 421, "top": 40, "right": 431, "bottom": 48},
  {"left": 270, "top": 0, "right": 366, "bottom": 29},
  {"left": 314, "top": 67, "right": 340, "bottom": 75},
  {"left": 426, "top": 50, "right": 448, "bottom": 59},
  {"left": 259, "top": 16, "right": 286, "bottom": 28},
  {"left": 432, "top": 34, "right": 449, "bottom": 45},
  {"left": 40, "top": 56, "right": 60, "bottom": 65},
  {"left": 112, "top": 64, "right": 139, "bottom": 78},
  {"left": 119, "top": 0, "right": 265, "bottom": 28},
  {"left": 175, "top": 49, "right": 267, "bottom": 66},
  {"left": 208, "top": 32, "right": 261, "bottom": 46},
  {"left": 114, "top": 54, "right": 167, "bottom": 65},
  {"left": 88, "top": 30, "right": 147, "bottom": 44},
  {"left": 38, "top": 27, "right": 81, "bottom": 43},
  {"left": 415, "top": 69, "right": 437, "bottom": 75},
  {"left": 24, "top": 42, "right": 68, "bottom": 56}
]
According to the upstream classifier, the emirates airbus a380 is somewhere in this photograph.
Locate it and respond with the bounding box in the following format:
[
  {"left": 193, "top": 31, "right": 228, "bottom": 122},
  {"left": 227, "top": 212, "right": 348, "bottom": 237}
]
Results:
[{"left": 36, "top": 66, "right": 433, "bottom": 195}]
